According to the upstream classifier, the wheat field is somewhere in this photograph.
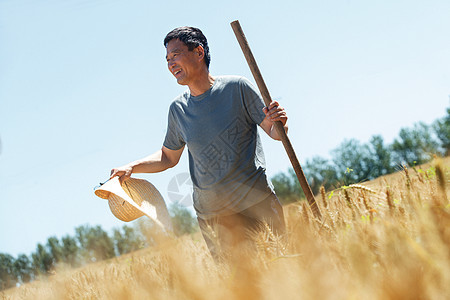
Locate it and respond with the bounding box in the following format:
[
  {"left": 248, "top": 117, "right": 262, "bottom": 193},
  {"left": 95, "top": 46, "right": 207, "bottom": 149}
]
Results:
[{"left": 2, "top": 158, "right": 449, "bottom": 300}]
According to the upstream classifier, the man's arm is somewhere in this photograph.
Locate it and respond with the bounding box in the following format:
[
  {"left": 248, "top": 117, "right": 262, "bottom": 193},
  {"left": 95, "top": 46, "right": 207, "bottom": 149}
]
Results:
[
  {"left": 259, "top": 100, "right": 288, "bottom": 141},
  {"left": 110, "top": 145, "right": 185, "bottom": 183}
]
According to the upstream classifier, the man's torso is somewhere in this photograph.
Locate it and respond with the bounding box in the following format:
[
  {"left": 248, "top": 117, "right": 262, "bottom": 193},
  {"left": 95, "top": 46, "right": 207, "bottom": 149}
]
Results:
[{"left": 164, "top": 76, "right": 274, "bottom": 219}]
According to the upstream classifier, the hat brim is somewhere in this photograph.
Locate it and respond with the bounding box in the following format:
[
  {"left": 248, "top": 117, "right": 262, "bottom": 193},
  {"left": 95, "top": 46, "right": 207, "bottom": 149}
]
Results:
[{"left": 95, "top": 177, "right": 173, "bottom": 233}]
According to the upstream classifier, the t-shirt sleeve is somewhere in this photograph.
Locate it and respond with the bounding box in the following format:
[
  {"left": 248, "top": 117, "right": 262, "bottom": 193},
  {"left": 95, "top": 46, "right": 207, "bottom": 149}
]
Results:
[
  {"left": 163, "top": 103, "right": 186, "bottom": 150},
  {"left": 239, "top": 77, "right": 266, "bottom": 125}
]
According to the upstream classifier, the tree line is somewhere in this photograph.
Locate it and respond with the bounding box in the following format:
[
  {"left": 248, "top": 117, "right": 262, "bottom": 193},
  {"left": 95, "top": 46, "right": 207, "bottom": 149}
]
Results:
[
  {"left": 272, "top": 106, "right": 450, "bottom": 204},
  {"left": 0, "top": 204, "right": 198, "bottom": 290}
]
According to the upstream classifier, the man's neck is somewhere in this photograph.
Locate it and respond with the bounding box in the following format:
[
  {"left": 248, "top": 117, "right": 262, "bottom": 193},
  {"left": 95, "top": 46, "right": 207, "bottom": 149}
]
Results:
[{"left": 188, "top": 73, "right": 215, "bottom": 97}]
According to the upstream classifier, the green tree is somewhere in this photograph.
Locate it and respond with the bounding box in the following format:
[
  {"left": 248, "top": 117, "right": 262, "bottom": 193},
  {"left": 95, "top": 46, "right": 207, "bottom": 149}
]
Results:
[
  {"left": 304, "top": 156, "right": 339, "bottom": 194},
  {"left": 271, "top": 169, "right": 302, "bottom": 204},
  {"left": 113, "top": 225, "right": 143, "bottom": 256},
  {"left": 46, "top": 236, "right": 63, "bottom": 266},
  {"left": 368, "top": 135, "right": 395, "bottom": 176},
  {"left": 169, "top": 203, "right": 198, "bottom": 237},
  {"left": 331, "top": 139, "right": 374, "bottom": 184},
  {"left": 61, "top": 235, "right": 80, "bottom": 267},
  {"left": 31, "top": 243, "right": 53, "bottom": 276},
  {"left": 113, "top": 228, "right": 128, "bottom": 256},
  {"left": 75, "top": 225, "right": 115, "bottom": 263},
  {"left": 13, "top": 254, "right": 32, "bottom": 284},
  {"left": 0, "top": 253, "right": 17, "bottom": 290},
  {"left": 433, "top": 107, "right": 450, "bottom": 156},
  {"left": 392, "top": 122, "right": 440, "bottom": 165}
]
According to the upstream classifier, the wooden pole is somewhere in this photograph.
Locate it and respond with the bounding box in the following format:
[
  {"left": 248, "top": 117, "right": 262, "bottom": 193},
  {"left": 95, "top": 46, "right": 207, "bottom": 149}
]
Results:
[{"left": 230, "top": 20, "right": 322, "bottom": 220}]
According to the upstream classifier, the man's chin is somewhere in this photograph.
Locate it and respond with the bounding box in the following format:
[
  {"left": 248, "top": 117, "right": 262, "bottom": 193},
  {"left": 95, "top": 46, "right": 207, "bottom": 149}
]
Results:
[{"left": 176, "top": 78, "right": 188, "bottom": 86}]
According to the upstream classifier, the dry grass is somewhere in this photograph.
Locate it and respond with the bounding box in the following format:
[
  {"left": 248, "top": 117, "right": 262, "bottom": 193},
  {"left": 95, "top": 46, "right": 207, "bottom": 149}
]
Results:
[{"left": 3, "top": 158, "right": 450, "bottom": 300}]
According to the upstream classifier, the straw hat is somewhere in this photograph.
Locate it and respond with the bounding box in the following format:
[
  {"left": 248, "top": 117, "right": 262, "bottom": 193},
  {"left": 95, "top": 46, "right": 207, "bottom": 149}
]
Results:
[{"left": 94, "top": 177, "right": 173, "bottom": 233}]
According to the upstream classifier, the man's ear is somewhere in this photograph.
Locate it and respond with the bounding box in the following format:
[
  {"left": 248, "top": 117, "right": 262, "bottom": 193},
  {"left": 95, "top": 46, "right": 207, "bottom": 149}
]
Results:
[{"left": 195, "top": 45, "right": 205, "bottom": 61}]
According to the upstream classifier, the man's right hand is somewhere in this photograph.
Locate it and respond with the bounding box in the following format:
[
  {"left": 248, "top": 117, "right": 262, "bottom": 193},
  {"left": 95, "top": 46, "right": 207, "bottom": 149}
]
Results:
[{"left": 110, "top": 165, "right": 133, "bottom": 184}]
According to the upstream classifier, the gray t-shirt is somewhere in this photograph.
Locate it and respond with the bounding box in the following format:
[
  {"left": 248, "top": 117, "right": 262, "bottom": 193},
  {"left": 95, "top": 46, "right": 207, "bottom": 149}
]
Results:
[{"left": 164, "top": 75, "right": 274, "bottom": 219}]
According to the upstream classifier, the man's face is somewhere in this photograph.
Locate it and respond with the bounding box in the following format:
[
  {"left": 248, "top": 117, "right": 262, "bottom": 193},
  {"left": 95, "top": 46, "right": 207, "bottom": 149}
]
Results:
[{"left": 165, "top": 39, "right": 203, "bottom": 86}]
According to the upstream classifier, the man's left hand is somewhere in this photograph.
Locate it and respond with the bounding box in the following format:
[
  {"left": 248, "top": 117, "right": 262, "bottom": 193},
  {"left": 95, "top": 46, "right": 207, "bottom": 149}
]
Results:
[
  {"left": 260, "top": 101, "right": 288, "bottom": 141},
  {"left": 262, "top": 101, "right": 288, "bottom": 126}
]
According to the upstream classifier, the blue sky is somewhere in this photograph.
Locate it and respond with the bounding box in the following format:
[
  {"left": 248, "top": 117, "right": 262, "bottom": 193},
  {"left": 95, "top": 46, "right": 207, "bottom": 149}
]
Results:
[{"left": 1, "top": 0, "right": 449, "bottom": 257}]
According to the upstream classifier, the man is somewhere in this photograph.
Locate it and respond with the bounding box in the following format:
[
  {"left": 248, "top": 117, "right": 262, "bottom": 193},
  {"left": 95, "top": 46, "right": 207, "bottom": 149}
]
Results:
[{"left": 111, "top": 26, "right": 287, "bottom": 261}]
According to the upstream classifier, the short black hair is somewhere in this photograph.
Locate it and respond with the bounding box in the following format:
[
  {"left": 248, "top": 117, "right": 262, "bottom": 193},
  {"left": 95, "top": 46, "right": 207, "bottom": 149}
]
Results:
[{"left": 164, "top": 26, "right": 210, "bottom": 69}]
